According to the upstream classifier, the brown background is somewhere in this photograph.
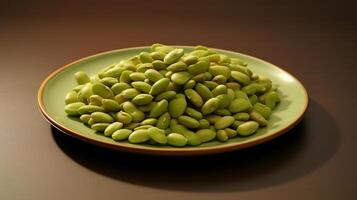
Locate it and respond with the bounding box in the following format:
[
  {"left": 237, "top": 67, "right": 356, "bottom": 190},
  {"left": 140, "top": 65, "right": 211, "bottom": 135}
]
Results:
[{"left": 1, "top": 0, "right": 356, "bottom": 199}]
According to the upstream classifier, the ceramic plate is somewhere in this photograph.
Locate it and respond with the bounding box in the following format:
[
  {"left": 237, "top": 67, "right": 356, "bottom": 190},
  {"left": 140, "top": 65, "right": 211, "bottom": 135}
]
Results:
[{"left": 38, "top": 46, "right": 308, "bottom": 155}]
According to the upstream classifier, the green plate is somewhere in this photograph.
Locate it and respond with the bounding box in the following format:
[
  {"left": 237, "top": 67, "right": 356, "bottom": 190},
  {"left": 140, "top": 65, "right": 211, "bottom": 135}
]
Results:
[{"left": 38, "top": 46, "right": 308, "bottom": 156}]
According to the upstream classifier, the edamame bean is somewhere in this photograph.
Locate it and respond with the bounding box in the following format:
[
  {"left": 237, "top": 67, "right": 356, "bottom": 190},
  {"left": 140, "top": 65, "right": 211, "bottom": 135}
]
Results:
[
  {"left": 145, "top": 69, "right": 163, "bottom": 82},
  {"left": 237, "top": 121, "right": 259, "bottom": 136},
  {"left": 196, "top": 129, "right": 216, "bottom": 143},
  {"left": 131, "top": 94, "right": 153, "bottom": 105},
  {"left": 77, "top": 83, "right": 93, "bottom": 103},
  {"left": 184, "top": 89, "right": 203, "bottom": 107},
  {"left": 167, "top": 61, "right": 187, "bottom": 72},
  {"left": 233, "top": 112, "right": 250, "bottom": 121},
  {"left": 199, "top": 119, "right": 210, "bottom": 129},
  {"left": 92, "top": 83, "right": 114, "bottom": 99},
  {"left": 224, "top": 128, "right": 237, "bottom": 138},
  {"left": 253, "top": 103, "right": 272, "bottom": 119},
  {"left": 228, "top": 98, "right": 251, "bottom": 113},
  {"left": 150, "top": 78, "right": 170, "bottom": 95},
  {"left": 121, "top": 88, "right": 140, "bottom": 99},
  {"left": 250, "top": 110, "right": 268, "bottom": 126},
  {"left": 91, "top": 112, "right": 114, "bottom": 123},
  {"left": 185, "top": 107, "right": 203, "bottom": 120},
  {"left": 209, "top": 65, "right": 231, "bottom": 78},
  {"left": 171, "top": 71, "right": 191, "bottom": 85},
  {"left": 217, "top": 130, "right": 228, "bottom": 142},
  {"left": 187, "top": 61, "right": 210, "bottom": 75},
  {"left": 148, "top": 127, "right": 167, "bottom": 144},
  {"left": 265, "top": 91, "right": 280, "bottom": 109},
  {"left": 128, "top": 129, "right": 150, "bottom": 143},
  {"left": 231, "top": 71, "right": 251, "bottom": 85},
  {"left": 112, "top": 129, "right": 132, "bottom": 141},
  {"left": 201, "top": 97, "right": 220, "bottom": 115},
  {"left": 80, "top": 114, "right": 91, "bottom": 124},
  {"left": 102, "top": 99, "right": 120, "bottom": 111},
  {"left": 157, "top": 112, "right": 171, "bottom": 129},
  {"left": 91, "top": 123, "right": 110, "bottom": 131},
  {"left": 167, "top": 133, "right": 187, "bottom": 147},
  {"left": 122, "top": 102, "right": 145, "bottom": 122},
  {"left": 195, "top": 83, "right": 214, "bottom": 101},
  {"left": 149, "top": 99, "right": 168, "bottom": 118},
  {"left": 129, "top": 72, "right": 146, "bottom": 81},
  {"left": 75, "top": 71, "right": 91, "bottom": 85},
  {"left": 65, "top": 91, "right": 78, "bottom": 104},
  {"left": 139, "top": 52, "right": 154, "bottom": 63},
  {"left": 104, "top": 122, "right": 123, "bottom": 136},
  {"left": 168, "top": 95, "right": 187, "bottom": 118},
  {"left": 78, "top": 105, "right": 105, "bottom": 114},
  {"left": 164, "top": 48, "right": 184, "bottom": 65},
  {"left": 65, "top": 102, "right": 85, "bottom": 116},
  {"left": 140, "top": 118, "right": 158, "bottom": 125},
  {"left": 215, "top": 116, "right": 235, "bottom": 130},
  {"left": 212, "top": 85, "right": 227, "bottom": 96},
  {"left": 178, "top": 116, "right": 200, "bottom": 129},
  {"left": 155, "top": 91, "right": 176, "bottom": 101}
]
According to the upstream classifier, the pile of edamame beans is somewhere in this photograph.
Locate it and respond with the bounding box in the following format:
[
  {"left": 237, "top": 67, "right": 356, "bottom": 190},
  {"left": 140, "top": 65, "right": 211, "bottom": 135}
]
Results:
[{"left": 64, "top": 44, "right": 281, "bottom": 147}]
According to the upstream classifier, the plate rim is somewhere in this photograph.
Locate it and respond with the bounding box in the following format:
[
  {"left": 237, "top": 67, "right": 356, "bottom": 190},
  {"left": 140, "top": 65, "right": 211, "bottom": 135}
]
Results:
[{"left": 38, "top": 46, "right": 309, "bottom": 156}]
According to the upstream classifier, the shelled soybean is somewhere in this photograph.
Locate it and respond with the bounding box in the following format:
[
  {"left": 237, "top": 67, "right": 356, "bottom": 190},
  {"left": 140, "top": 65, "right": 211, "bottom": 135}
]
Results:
[{"left": 64, "top": 44, "right": 281, "bottom": 147}]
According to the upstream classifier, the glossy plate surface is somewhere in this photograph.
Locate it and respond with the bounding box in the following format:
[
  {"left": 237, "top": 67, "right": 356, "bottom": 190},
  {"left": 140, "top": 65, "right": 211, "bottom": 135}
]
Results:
[{"left": 38, "top": 46, "right": 308, "bottom": 155}]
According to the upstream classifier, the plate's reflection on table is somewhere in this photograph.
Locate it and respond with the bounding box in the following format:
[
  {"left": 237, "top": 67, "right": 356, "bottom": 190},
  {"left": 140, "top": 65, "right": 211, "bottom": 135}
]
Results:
[{"left": 52, "top": 99, "right": 339, "bottom": 192}]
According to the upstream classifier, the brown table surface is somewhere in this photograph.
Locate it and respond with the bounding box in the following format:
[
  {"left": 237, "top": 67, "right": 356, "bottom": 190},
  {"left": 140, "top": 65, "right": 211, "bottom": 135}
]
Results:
[{"left": 1, "top": 0, "right": 356, "bottom": 199}]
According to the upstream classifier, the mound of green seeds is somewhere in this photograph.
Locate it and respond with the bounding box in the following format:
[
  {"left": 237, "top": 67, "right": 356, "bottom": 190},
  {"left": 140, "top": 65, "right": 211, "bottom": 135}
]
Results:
[{"left": 64, "top": 44, "right": 281, "bottom": 147}]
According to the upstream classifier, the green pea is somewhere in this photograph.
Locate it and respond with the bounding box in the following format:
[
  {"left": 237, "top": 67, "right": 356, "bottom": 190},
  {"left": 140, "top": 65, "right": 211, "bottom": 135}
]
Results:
[
  {"left": 167, "top": 133, "right": 187, "bottom": 147},
  {"left": 250, "top": 110, "right": 268, "bottom": 127},
  {"left": 128, "top": 129, "right": 150, "bottom": 143},
  {"left": 178, "top": 116, "right": 200, "bottom": 129},
  {"left": 120, "top": 88, "right": 140, "bottom": 99},
  {"left": 233, "top": 112, "right": 250, "bottom": 121},
  {"left": 104, "top": 122, "right": 123, "bottom": 136},
  {"left": 75, "top": 71, "right": 91, "bottom": 85},
  {"left": 215, "top": 116, "right": 235, "bottom": 130},
  {"left": 171, "top": 71, "right": 192, "bottom": 85},
  {"left": 195, "top": 83, "right": 214, "bottom": 101},
  {"left": 196, "top": 129, "right": 216, "bottom": 143},
  {"left": 149, "top": 99, "right": 168, "bottom": 118},
  {"left": 91, "top": 123, "right": 110, "bottom": 132},
  {"left": 131, "top": 94, "right": 153, "bottom": 105},
  {"left": 253, "top": 103, "right": 272, "bottom": 119},
  {"left": 201, "top": 97, "right": 220, "bottom": 115},
  {"left": 65, "top": 91, "right": 78, "bottom": 104},
  {"left": 150, "top": 78, "right": 170, "bottom": 95},
  {"left": 168, "top": 95, "right": 187, "bottom": 118},
  {"left": 155, "top": 91, "right": 176, "bottom": 101},
  {"left": 237, "top": 121, "right": 259, "bottom": 136},
  {"left": 217, "top": 130, "right": 228, "bottom": 142},
  {"left": 187, "top": 61, "right": 210, "bottom": 75},
  {"left": 167, "top": 61, "right": 188, "bottom": 72},
  {"left": 112, "top": 129, "right": 132, "bottom": 141},
  {"left": 145, "top": 69, "right": 164, "bottom": 83},
  {"left": 231, "top": 71, "right": 251, "bottom": 85},
  {"left": 64, "top": 102, "right": 86, "bottom": 116},
  {"left": 164, "top": 48, "right": 184, "bottom": 65},
  {"left": 185, "top": 107, "right": 203, "bottom": 120},
  {"left": 148, "top": 127, "right": 167, "bottom": 144},
  {"left": 229, "top": 98, "right": 252, "bottom": 113},
  {"left": 91, "top": 112, "right": 114, "bottom": 123},
  {"left": 184, "top": 89, "right": 203, "bottom": 107},
  {"left": 92, "top": 83, "right": 114, "bottom": 99},
  {"left": 157, "top": 112, "right": 171, "bottom": 129}
]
